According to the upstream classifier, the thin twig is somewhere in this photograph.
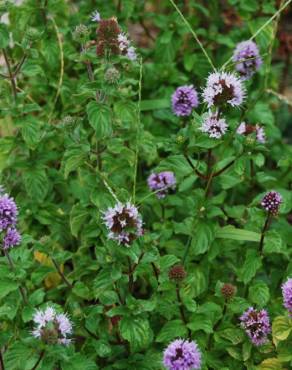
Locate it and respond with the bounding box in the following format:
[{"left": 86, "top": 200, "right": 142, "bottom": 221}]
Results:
[
  {"left": 168, "top": 0, "right": 216, "bottom": 71},
  {"left": 31, "top": 350, "right": 45, "bottom": 370},
  {"left": 182, "top": 236, "right": 192, "bottom": 265},
  {"left": 4, "top": 250, "right": 28, "bottom": 305},
  {"left": 0, "top": 350, "right": 5, "bottom": 370},
  {"left": 2, "top": 49, "right": 17, "bottom": 101},
  {"left": 259, "top": 212, "right": 272, "bottom": 255},
  {"left": 48, "top": 16, "right": 64, "bottom": 123},
  {"left": 133, "top": 57, "right": 143, "bottom": 203},
  {"left": 151, "top": 262, "right": 159, "bottom": 282},
  {"left": 51, "top": 257, "right": 73, "bottom": 288},
  {"left": 221, "top": 0, "right": 292, "bottom": 69}
]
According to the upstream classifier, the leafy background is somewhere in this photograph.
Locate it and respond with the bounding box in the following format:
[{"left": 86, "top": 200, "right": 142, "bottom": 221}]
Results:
[{"left": 0, "top": 0, "right": 292, "bottom": 369}]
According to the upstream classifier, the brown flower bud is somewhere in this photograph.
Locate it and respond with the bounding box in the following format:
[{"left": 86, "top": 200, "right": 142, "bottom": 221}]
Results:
[
  {"left": 221, "top": 283, "right": 236, "bottom": 300},
  {"left": 168, "top": 264, "right": 186, "bottom": 283}
]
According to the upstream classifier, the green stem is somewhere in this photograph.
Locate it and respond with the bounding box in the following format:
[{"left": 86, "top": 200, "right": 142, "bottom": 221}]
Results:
[
  {"left": 176, "top": 284, "right": 191, "bottom": 338},
  {"left": 31, "top": 350, "right": 45, "bottom": 370},
  {"left": 259, "top": 212, "right": 272, "bottom": 255}
]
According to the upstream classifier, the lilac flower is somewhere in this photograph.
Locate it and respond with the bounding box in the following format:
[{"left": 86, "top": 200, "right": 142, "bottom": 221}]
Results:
[
  {"left": 171, "top": 85, "right": 199, "bottom": 117},
  {"left": 233, "top": 40, "right": 262, "bottom": 80},
  {"left": 202, "top": 71, "right": 245, "bottom": 108},
  {"left": 118, "top": 33, "right": 130, "bottom": 51},
  {"left": 3, "top": 227, "right": 21, "bottom": 249},
  {"left": 102, "top": 202, "right": 143, "bottom": 246},
  {"left": 0, "top": 193, "right": 18, "bottom": 231},
  {"left": 255, "top": 124, "right": 266, "bottom": 143},
  {"left": 126, "top": 46, "right": 137, "bottom": 61},
  {"left": 147, "top": 171, "right": 176, "bottom": 199},
  {"left": 236, "top": 122, "right": 266, "bottom": 143},
  {"left": 282, "top": 278, "right": 292, "bottom": 316},
  {"left": 240, "top": 307, "right": 271, "bottom": 346},
  {"left": 91, "top": 10, "right": 101, "bottom": 22},
  {"left": 261, "top": 191, "right": 282, "bottom": 215},
  {"left": 163, "top": 339, "right": 201, "bottom": 370},
  {"left": 200, "top": 112, "right": 228, "bottom": 139},
  {"left": 32, "top": 306, "right": 73, "bottom": 346}
]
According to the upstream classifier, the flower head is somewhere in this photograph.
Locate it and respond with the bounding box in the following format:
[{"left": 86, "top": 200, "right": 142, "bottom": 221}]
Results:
[
  {"left": 32, "top": 306, "right": 73, "bottom": 346},
  {"left": 96, "top": 18, "right": 121, "bottom": 57},
  {"left": 3, "top": 227, "right": 21, "bottom": 249},
  {"left": 240, "top": 307, "right": 271, "bottom": 346},
  {"left": 261, "top": 191, "right": 282, "bottom": 215},
  {"left": 236, "top": 122, "right": 266, "bottom": 143},
  {"left": 102, "top": 202, "right": 143, "bottom": 246},
  {"left": 169, "top": 265, "right": 186, "bottom": 283},
  {"left": 202, "top": 71, "right": 245, "bottom": 108},
  {"left": 0, "top": 193, "right": 18, "bottom": 231},
  {"left": 282, "top": 278, "right": 292, "bottom": 316},
  {"left": 163, "top": 339, "right": 201, "bottom": 370},
  {"left": 91, "top": 10, "right": 101, "bottom": 22},
  {"left": 221, "top": 283, "right": 236, "bottom": 300},
  {"left": 171, "top": 85, "right": 199, "bottom": 117},
  {"left": 72, "top": 24, "right": 90, "bottom": 42},
  {"left": 233, "top": 40, "right": 262, "bottom": 80},
  {"left": 126, "top": 46, "right": 137, "bottom": 61},
  {"left": 117, "top": 33, "right": 137, "bottom": 61},
  {"left": 147, "top": 171, "right": 176, "bottom": 199},
  {"left": 200, "top": 112, "right": 228, "bottom": 139}
]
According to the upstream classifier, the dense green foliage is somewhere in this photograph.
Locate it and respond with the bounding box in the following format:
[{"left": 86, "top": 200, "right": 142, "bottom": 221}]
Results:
[{"left": 0, "top": 0, "right": 292, "bottom": 369}]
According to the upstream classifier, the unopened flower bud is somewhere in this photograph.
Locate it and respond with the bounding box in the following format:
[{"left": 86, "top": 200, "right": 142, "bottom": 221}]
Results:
[
  {"left": 72, "top": 24, "right": 90, "bottom": 42},
  {"left": 169, "top": 264, "right": 186, "bottom": 283},
  {"left": 221, "top": 283, "right": 236, "bottom": 300},
  {"left": 25, "top": 27, "right": 41, "bottom": 42},
  {"left": 105, "top": 67, "right": 120, "bottom": 84}
]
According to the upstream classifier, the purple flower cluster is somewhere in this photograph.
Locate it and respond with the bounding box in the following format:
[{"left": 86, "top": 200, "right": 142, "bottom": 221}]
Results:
[
  {"left": 32, "top": 306, "right": 73, "bottom": 346},
  {"left": 240, "top": 307, "right": 271, "bottom": 346},
  {"left": 0, "top": 193, "right": 21, "bottom": 250},
  {"left": 163, "top": 339, "right": 201, "bottom": 370},
  {"left": 202, "top": 71, "right": 245, "bottom": 108},
  {"left": 233, "top": 40, "right": 262, "bottom": 80},
  {"left": 0, "top": 193, "right": 18, "bottom": 231},
  {"left": 282, "top": 278, "right": 292, "bottom": 316},
  {"left": 102, "top": 202, "right": 143, "bottom": 245},
  {"left": 236, "top": 122, "right": 266, "bottom": 143},
  {"left": 261, "top": 191, "right": 282, "bottom": 215},
  {"left": 118, "top": 33, "right": 137, "bottom": 61},
  {"left": 172, "top": 85, "right": 199, "bottom": 116},
  {"left": 147, "top": 171, "right": 176, "bottom": 199},
  {"left": 200, "top": 112, "right": 228, "bottom": 139}
]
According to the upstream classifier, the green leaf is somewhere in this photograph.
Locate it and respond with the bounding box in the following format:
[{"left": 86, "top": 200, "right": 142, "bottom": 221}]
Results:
[
  {"left": 0, "top": 24, "right": 9, "bottom": 48},
  {"left": 191, "top": 222, "right": 214, "bottom": 255},
  {"left": 21, "top": 119, "right": 41, "bottom": 149},
  {"left": 156, "top": 320, "right": 187, "bottom": 342},
  {"left": 272, "top": 316, "right": 292, "bottom": 343},
  {"left": 0, "top": 280, "right": 18, "bottom": 299},
  {"left": 87, "top": 101, "right": 112, "bottom": 138},
  {"left": 23, "top": 168, "right": 49, "bottom": 201},
  {"left": 61, "top": 354, "right": 97, "bottom": 370},
  {"left": 238, "top": 249, "right": 262, "bottom": 284},
  {"left": 63, "top": 145, "right": 89, "bottom": 179},
  {"left": 140, "top": 99, "right": 170, "bottom": 111},
  {"left": 248, "top": 281, "right": 270, "bottom": 307},
  {"left": 70, "top": 204, "right": 89, "bottom": 237},
  {"left": 216, "top": 226, "right": 261, "bottom": 242},
  {"left": 258, "top": 358, "right": 283, "bottom": 370},
  {"left": 119, "top": 317, "right": 152, "bottom": 352}
]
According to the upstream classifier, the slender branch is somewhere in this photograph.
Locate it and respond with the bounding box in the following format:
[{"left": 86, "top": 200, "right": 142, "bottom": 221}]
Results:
[
  {"left": 48, "top": 16, "right": 64, "bottom": 123},
  {"left": 176, "top": 284, "right": 191, "bottom": 338},
  {"left": 168, "top": 0, "right": 216, "bottom": 71},
  {"left": 138, "top": 18, "right": 155, "bottom": 41},
  {"left": 132, "top": 57, "right": 143, "bottom": 203},
  {"left": 184, "top": 153, "right": 207, "bottom": 179},
  {"left": 4, "top": 250, "right": 28, "bottom": 304},
  {"left": 13, "top": 54, "right": 28, "bottom": 77},
  {"left": 114, "top": 282, "right": 124, "bottom": 305},
  {"left": 221, "top": 0, "right": 292, "bottom": 69},
  {"left": 2, "top": 49, "right": 17, "bottom": 101},
  {"left": 51, "top": 257, "right": 73, "bottom": 288},
  {"left": 0, "top": 350, "right": 5, "bottom": 370},
  {"left": 31, "top": 350, "right": 45, "bottom": 370},
  {"left": 259, "top": 212, "right": 272, "bottom": 255}
]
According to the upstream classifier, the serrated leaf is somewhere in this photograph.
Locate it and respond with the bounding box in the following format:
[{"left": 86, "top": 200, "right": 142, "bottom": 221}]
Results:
[
  {"left": 216, "top": 226, "right": 261, "bottom": 242},
  {"left": 249, "top": 282, "right": 270, "bottom": 307},
  {"left": 119, "top": 317, "right": 152, "bottom": 352},
  {"left": 258, "top": 358, "right": 283, "bottom": 370},
  {"left": 156, "top": 320, "right": 187, "bottom": 342},
  {"left": 87, "top": 101, "right": 112, "bottom": 138},
  {"left": 238, "top": 249, "right": 262, "bottom": 284},
  {"left": 23, "top": 168, "right": 49, "bottom": 201},
  {"left": 70, "top": 204, "right": 89, "bottom": 237},
  {"left": 272, "top": 316, "right": 292, "bottom": 344}
]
